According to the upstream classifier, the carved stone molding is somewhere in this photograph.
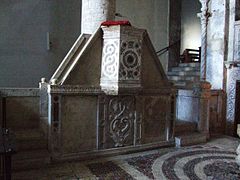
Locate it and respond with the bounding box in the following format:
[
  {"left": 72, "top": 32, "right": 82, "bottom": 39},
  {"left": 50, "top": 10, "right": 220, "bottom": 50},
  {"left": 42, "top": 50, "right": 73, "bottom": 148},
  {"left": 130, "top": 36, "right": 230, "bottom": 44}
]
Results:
[{"left": 49, "top": 85, "right": 102, "bottom": 95}]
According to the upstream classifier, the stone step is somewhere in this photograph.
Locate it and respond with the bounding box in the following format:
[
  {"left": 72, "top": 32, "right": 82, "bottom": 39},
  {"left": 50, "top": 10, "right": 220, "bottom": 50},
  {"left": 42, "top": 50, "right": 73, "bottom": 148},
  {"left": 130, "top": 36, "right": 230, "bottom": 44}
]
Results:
[
  {"left": 15, "top": 129, "right": 47, "bottom": 151},
  {"left": 168, "top": 75, "right": 199, "bottom": 81},
  {"left": 171, "top": 66, "right": 200, "bottom": 72},
  {"left": 12, "top": 149, "right": 50, "bottom": 171},
  {"left": 167, "top": 70, "right": 200, "bottom": 76},
  {"left": 170, "top": 80, "right": 187, "bottom": 87},
  {"left": 175, "top": 120, "right": 198, "bottom": 135},
  {"left": 178, "top": 62, "right": 200, "bottom": 68},
  {"left": 175, "top": 132, "right": 207, "bottom": 148}
]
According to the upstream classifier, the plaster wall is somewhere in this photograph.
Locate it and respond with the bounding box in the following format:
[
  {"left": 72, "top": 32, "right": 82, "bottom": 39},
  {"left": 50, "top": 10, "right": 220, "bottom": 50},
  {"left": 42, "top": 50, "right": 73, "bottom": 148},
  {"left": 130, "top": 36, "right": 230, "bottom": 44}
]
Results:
[
  {"left": 181, "top": 0, "right": 201, "bottom": 53},
  {"left": 0, "top": 0, "right": 81, "bottom": 88},
  {"left": 116, "top": 0, "right": 169, "bottom": 71}
]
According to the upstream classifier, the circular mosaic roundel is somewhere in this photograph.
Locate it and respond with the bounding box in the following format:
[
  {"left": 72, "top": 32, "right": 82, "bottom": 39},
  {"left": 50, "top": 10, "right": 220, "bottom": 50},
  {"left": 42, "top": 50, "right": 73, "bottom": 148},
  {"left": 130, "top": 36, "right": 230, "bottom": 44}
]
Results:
[
  {"left": 122, "top": 50, "right": 138, "bottom": 69},
  {"left": 152, "top": 147, "right": 239, "bottom": 180}
]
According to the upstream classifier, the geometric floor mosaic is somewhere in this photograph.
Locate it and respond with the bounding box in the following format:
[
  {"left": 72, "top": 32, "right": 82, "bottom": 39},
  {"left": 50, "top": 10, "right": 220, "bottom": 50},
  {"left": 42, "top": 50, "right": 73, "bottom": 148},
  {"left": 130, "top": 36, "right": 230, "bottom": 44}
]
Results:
[{"left": 12, "top": 136, "right": 240, "bottom": 180}]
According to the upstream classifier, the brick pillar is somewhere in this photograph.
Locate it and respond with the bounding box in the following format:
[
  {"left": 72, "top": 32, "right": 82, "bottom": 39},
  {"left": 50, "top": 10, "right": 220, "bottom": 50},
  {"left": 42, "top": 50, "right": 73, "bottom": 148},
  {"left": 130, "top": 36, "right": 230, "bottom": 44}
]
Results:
[{"left": 81, "top": 0, "right": 116, "bottom": 34}]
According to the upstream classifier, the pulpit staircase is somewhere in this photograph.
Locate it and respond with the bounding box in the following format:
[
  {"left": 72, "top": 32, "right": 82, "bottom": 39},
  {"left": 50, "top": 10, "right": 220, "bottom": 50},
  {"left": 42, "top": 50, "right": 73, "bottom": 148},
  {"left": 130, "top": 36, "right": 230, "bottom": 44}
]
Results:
[
  {"left": 167, "top": 62, "right": 200, "bottom": 88},
  {"left": 159, "top": 47, "right": 207, "bottom": 146}
]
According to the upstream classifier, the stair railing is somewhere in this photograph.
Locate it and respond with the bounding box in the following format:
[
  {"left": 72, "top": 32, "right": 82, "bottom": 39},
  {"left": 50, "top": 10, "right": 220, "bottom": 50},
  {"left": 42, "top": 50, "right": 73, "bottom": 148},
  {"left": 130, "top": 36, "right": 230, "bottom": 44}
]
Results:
[
  {"left": 156, "top": 40, "right": 180, "bottom": 57},
  {"left": 180, "top": 47, "right": 201, "bottom": 63}
]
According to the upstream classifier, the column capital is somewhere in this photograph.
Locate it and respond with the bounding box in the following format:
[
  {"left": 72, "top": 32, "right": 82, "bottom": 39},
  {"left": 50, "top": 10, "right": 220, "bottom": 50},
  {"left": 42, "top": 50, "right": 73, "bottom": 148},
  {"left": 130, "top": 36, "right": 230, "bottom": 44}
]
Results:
[{"left": 198, "top": 0, "right": 211, "bottom": 18}]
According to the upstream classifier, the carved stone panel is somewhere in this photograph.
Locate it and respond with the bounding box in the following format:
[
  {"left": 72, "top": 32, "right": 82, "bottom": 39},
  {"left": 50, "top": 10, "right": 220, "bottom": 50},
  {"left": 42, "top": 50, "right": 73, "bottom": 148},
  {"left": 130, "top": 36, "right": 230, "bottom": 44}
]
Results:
[
  {"left": 98, "top": 96, "right": 136, "bottom": 149},
  {"left": 119, "top": 40, "right": 142, "bottom": 82}
]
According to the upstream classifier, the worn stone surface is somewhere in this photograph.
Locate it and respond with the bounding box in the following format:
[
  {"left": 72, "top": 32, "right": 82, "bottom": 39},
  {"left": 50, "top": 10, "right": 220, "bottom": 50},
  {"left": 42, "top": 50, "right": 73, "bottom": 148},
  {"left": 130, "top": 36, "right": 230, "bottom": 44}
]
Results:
[
  {"left": 141, "top": 96, "right": 170, "bottom": 143},
  {"left": 61, "top": 96, "right": 97, "bottom": 153}
]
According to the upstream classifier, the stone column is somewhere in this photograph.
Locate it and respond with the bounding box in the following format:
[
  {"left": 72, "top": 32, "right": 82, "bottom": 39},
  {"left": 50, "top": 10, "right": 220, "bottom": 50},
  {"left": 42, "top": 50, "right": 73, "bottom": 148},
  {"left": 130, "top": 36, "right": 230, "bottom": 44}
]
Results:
[
  {"left": 198, "top": 0, "right": 211, "bottom": 81},
  {"left": 81, "top": 0, "right": 116, "bottom": 34}
]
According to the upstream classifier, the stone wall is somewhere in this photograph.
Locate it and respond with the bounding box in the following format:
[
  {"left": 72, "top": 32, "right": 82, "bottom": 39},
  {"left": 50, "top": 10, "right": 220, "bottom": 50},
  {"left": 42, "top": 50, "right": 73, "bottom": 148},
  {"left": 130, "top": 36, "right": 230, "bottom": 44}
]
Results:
[{"left": 0, "top": 88, "right": 40, "bottom": 130}]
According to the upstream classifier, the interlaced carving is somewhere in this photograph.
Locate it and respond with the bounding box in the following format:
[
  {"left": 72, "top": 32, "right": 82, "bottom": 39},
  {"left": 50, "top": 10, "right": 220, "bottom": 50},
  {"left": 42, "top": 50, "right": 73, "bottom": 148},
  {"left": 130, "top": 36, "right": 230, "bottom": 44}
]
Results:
[
  {"left": 102, "top": 40, "right": 119, "bottom": 79},
  {"left": 108, "top": 97, "right": 135, "bottom": 147}
]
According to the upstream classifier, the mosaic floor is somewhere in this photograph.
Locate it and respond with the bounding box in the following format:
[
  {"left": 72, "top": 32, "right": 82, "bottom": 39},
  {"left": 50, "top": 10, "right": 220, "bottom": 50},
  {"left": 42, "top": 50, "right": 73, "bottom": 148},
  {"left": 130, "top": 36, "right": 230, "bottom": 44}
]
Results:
[{"left": 13, "top": 136, "right": 240, "bottom": 180}]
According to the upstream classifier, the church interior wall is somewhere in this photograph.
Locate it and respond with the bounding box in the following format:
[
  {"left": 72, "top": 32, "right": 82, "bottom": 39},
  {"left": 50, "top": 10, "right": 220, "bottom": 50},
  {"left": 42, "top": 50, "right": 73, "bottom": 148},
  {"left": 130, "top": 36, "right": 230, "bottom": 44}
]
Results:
[{"left": 181, "top": 0, "right": 201, "bottom": 53}]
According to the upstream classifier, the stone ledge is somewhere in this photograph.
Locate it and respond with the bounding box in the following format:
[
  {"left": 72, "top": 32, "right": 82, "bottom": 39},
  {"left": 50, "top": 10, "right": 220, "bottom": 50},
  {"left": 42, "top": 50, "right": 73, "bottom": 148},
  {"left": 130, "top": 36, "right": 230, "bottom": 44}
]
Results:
[{"left": 0, "top": 88, "right": 39, "bottom": 97}]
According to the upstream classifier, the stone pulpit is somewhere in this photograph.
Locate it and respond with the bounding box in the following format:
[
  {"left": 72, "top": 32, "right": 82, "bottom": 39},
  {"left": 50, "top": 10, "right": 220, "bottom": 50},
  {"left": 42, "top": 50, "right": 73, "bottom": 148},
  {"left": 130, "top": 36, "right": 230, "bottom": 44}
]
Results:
[{"left": 39, "top": 22, "right": 176, "bottom": 161}]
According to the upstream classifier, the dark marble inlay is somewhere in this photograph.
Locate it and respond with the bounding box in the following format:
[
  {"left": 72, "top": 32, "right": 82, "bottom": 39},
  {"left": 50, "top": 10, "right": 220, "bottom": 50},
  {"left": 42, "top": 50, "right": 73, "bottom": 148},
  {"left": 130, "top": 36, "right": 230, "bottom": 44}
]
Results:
[
  {"left": 126, "top": 153, "right": 164, "bottom": 179},
  {"left": 87, "top": 161, "right": 134, "bottom": 180}
]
